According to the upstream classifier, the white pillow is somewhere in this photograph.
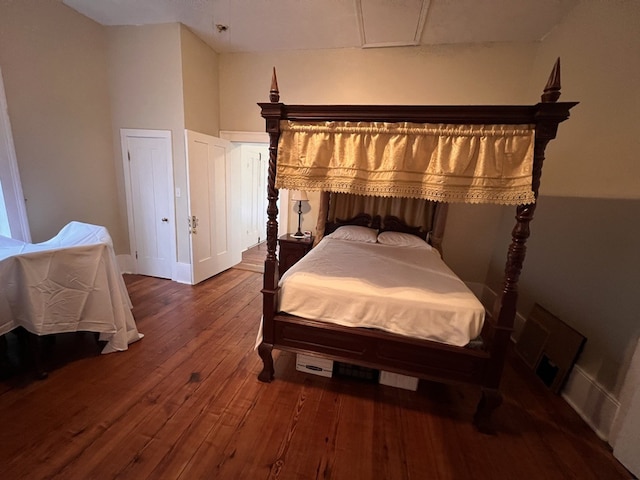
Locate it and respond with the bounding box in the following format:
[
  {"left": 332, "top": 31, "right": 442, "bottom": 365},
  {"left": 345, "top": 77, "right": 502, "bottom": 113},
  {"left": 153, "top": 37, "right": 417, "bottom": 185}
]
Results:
[
  {"left": 377, "top": 231, "right": 431, "bottom": 249},
  {"left": 327, "top": 225, "right": 378, "bottom": 243}
]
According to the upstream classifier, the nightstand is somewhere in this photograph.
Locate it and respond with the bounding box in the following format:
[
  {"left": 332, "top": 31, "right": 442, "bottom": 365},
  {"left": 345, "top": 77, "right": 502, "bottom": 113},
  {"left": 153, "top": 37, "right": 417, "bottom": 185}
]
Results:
[{"left": 278, "top": 234, "right": 314, "bottom": 275}]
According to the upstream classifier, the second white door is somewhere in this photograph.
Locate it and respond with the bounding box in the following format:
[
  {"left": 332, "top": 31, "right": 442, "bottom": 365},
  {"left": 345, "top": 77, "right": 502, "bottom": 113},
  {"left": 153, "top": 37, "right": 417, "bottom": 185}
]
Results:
[
  {"left": 241, "top": 145, "right": 268, "bottom": 249},
  {"left": 122, "top": 130, "right": 174, "bottom": 279},
  {"left": 186, "top": 130, "right": 241, "bottom": 284}
]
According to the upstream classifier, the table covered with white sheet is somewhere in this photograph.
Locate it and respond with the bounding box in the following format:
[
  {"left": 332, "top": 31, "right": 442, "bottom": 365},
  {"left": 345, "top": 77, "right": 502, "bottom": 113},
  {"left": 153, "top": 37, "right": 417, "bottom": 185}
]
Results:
[
  {"left": 0, "top": 222, "right": 142, "bottom": 353},
  {"left": 278, "top": 235, "right": 484, "bottom": 347}
]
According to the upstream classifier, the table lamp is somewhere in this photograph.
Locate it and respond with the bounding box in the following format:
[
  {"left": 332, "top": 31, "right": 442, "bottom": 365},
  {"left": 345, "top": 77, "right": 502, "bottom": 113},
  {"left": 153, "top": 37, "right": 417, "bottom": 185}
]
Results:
[{"left": 291, "top": 190, "right": 308, "bottom": 238}]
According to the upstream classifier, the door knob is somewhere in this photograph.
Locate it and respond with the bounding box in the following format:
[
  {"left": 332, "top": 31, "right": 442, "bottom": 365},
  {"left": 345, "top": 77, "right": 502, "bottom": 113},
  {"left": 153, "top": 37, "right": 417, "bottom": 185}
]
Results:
[{"left": 161, "top": 218, "right": 168, "bottom": 222}]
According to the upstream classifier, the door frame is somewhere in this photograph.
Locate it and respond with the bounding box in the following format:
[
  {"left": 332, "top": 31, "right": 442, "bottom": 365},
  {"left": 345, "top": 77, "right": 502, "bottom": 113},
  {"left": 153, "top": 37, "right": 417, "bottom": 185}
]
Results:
[
  {"left": 120, "top": 128, "right": 176, "bottom": 279},
  {"left": 0, "top": 66, "right": 30, "bottom": 242},
  {"left": 239, "top": 144, "right": 269, "bottom": 249},
  {"left": 220, "top": 130, "right": 288, "bottom": 238},
  {"left": 185, "top": 129, "right": 241, "bottom": 284}
]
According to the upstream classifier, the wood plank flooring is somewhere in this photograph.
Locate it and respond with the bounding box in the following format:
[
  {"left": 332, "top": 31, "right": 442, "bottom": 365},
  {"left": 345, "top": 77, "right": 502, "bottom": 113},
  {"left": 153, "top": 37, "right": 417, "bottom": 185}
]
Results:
[
  {"left": 0, "top": 267, "right": 631, "bottom": 479},
  {"left": 234, "top": 241, "right": 266, "bottom": 273}
]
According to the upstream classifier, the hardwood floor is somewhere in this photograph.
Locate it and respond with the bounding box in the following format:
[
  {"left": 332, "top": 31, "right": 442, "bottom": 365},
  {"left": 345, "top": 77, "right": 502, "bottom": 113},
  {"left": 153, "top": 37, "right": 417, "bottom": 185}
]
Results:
[
  {"left": 234, "top": 242, "right": 266, "bottom": 273},
  {"left": 0, "top": 269, "right": 631, "bottom": 479}
]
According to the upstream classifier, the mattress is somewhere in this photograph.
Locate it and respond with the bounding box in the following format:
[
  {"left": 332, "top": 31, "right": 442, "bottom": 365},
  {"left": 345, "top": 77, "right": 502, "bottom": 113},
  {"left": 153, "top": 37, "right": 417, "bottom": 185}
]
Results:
[{"left": 278, "top": 237, "right": 484, "bottom": 346}]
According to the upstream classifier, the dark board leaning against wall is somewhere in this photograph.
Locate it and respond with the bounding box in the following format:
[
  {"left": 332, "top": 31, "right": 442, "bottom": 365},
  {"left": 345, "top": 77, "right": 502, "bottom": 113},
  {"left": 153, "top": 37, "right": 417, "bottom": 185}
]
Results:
[{"left": 486, "top": 196, "right": 640, "bottom": 396}]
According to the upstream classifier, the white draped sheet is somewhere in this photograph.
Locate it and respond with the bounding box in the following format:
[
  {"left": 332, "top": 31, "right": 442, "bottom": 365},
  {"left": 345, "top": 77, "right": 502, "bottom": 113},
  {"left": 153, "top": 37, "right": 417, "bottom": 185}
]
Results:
[
  {"left": 278, "top": 237, "right": 484, "bottom": 346},
  {"left": 0, "top": 222, "right": 143, "bottom": 353}
]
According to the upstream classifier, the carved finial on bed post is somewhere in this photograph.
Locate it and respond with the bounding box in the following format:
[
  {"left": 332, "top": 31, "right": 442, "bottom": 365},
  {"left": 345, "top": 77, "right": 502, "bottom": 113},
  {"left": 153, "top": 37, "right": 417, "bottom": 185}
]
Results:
[
  {"left": 269, "top": 67, "right": 280, "bottom": 103},
  {"left": 541, "top": 58, "right": 561, "bottom": 103}
]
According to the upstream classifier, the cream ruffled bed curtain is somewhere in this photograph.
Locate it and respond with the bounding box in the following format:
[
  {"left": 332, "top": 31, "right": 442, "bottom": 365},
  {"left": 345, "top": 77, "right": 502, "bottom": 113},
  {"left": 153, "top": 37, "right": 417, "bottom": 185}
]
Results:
[{"left": 276, "top": 121, "right": 536, "bottom": 205}]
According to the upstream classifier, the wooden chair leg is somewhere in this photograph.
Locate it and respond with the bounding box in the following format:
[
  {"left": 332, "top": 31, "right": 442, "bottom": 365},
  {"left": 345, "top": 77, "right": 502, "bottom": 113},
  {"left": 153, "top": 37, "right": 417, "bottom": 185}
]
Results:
[
  {"left": 15, "top": 328, "right": 48, "bottom": 380},
  {"left": 0, "top": 334, "right": 13, "bottom": 379},
  {"left": 257, "top": 342, "right": 275, "bottom": 382},
  {"left": 473, "top": 387, "right": 502, "bottom": 434},
  {"left": 26, "top": 332, "right": 48, "bottom": 380}
]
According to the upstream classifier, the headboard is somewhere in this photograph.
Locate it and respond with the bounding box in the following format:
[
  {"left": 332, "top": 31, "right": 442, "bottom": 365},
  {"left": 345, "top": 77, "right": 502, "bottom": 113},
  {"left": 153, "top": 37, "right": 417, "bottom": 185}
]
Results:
[
  {"left": 324, "top": 214, "right": 429, "bottom": 241},
  {"left": 324, "top": 213, "right": 378, "bottom": 236}
]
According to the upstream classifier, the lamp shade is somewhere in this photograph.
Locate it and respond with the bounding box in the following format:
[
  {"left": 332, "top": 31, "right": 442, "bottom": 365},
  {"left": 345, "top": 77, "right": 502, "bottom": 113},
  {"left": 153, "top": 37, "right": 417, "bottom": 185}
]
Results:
[{"left": 291, "top": 190, "right": 308, "bottom": 202}]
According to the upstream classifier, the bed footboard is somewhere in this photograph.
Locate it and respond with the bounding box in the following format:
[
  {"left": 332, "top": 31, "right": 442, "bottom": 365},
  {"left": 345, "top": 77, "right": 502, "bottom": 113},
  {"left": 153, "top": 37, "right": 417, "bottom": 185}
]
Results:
[{"left": 265, "top": 314, "right": 491, "bottom": 386}]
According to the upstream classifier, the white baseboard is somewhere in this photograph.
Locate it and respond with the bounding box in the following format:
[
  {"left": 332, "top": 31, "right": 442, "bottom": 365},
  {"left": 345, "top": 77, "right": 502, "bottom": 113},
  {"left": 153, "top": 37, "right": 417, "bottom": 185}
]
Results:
[
  {"left": 116, "top": 254, "right": 135, "bottom": 274},
  {"left": 478, "top": 284, "right": 619, "bottom": 441},
  {"left": 116, "top": 256, "right": 192, "bottom": 285},
  {"left": 561, "top": 364, "right": 620, "bottom": 441}
]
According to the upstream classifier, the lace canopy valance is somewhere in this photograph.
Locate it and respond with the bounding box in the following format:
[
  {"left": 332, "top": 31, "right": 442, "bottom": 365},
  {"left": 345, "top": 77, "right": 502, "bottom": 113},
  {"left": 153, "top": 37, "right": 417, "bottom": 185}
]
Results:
[{"left": 275, "top": 120, "right": 536, "bottom": 205}]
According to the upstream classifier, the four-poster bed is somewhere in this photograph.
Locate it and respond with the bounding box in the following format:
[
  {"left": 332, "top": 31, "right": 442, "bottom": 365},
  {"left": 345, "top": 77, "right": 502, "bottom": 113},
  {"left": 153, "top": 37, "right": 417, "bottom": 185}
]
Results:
[{"left": 257, "top": 59, "right": 577, "bottom": 432}]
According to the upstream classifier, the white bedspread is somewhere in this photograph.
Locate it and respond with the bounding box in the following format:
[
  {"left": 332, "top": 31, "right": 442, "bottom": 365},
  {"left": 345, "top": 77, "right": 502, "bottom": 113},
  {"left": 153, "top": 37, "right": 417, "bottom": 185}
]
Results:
[
  {"left": 278, "top": 237, "right": 484, "bottom": 346},
  {"left": 0, "top": 222, "right": 143, "bottom": 353}
]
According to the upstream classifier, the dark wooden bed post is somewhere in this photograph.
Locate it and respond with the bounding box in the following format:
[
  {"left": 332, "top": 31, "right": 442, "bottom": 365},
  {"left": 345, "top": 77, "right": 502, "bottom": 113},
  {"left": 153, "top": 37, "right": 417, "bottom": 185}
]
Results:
[
  {"left": 430, "top": 203, "right": 449, "bottom": 255},
  {"left": 257, "top": 68, "right": 283, "bottom": 382},
  {"left": 474, "top": 59, "right": 575, "bottom": 431}
]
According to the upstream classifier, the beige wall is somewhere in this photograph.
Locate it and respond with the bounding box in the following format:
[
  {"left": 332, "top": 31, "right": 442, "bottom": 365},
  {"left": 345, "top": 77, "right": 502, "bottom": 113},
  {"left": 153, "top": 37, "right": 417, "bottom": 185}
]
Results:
[
  {"left": 220, "top": 43, "right": 537, "bottom": 132},
  {"left": 0, "top": 0, "right": 123, "bottom": 246},
  {"left": 107, "top": 23, "right": 220, "bottom": 263},
  {"left": 106, "top": 23, "right": 189, "bottom": 261},
  {"left": 527, "top": 0, "right": 640, "bottom": 199},
  {"left": 487, "top": 1, "right": 640, "bottom": 397},
  {"left": 219, "top": 43, "right": 538, "bottom": 281},
  {"left": 488, "top": 197, "right": 640, "bottom": 396},
  {"left": 180, "top": 25, "right": 220, "bottom": 137},
  {"left": 0, "top": 9, "right": 222, "bottom": 262}
]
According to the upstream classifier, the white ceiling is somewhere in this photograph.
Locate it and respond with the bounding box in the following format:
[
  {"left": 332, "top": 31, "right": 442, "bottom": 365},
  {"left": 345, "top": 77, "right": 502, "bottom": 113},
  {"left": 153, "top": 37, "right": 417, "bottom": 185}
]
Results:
[{"left": 62, "top": 0, "right": 579, "bottom": 53}]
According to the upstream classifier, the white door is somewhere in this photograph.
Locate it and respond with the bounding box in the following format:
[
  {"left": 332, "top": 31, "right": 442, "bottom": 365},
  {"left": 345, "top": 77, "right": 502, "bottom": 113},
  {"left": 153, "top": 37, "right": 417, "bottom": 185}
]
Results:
[
  {"left": 241, "top": 146, "right": 268, "bottom": 249},
  {"left": 186, "top": 130, "right": 241, "bottom": 284},
  {"left": 121, "top": 130, "right": 174, "bottom": 279}
]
